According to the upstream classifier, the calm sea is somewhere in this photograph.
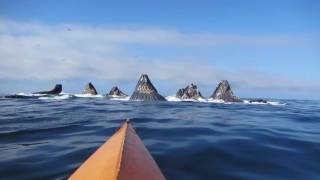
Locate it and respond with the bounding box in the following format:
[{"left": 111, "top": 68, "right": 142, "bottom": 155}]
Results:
[{"left": 0, "top": 96, "right": 319, "bottom": 179}]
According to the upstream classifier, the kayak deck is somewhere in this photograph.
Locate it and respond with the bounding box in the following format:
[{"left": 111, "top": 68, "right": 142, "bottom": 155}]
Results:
[{"left": 69, "top": 120, "right": 165, "bottom": 180}]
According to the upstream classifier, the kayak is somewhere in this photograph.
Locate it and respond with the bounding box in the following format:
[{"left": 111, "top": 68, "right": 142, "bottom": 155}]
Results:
[{"left": 69, "top": 120, "right": 165, "bottom": 180}]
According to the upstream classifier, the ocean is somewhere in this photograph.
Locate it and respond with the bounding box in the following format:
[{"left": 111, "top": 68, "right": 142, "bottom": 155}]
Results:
[{"left": 0, "top": 95, "right": 319, "bottom": 179}]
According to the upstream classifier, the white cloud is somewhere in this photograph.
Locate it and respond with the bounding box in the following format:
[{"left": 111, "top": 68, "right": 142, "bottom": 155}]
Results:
[{"left": 0, "top": 19, "right": 318, "bottom": 93}]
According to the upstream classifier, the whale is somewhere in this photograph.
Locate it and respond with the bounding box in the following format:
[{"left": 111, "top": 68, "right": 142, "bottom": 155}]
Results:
[
  {"left": 176, "top": 83, "right": 203, "bottom": 100},
  {"left": 4, "top": 84, "right": 62, "bottom": 98},
  {"left": 130, "top": 74, "right": 166, "bottom": 101},
  {"left": 4, "top": 94, "right": 36, "bottom": 99},
  {"left": 108, "top": 86, "right": 128, "bottom": 97},
  {"left": 33, "top": 84, "right": 62, "bottom": 95},
  {"left": 211, "top": 80, "right": 242, "bottom": 102},
  {"left": 83, "top": 82, "right": 98, "bottom": 95},
  {"left": 249, "top": 99, "right": 268, "bottom": 103}
]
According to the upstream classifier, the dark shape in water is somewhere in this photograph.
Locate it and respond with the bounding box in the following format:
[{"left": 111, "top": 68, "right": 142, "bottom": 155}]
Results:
[
  {"left": 33, "top": 84, "right": 62, "bottom": 95},
  {"left": 130, "top": 74, "right": 166, "bottom": 101},
  {"left": 83, "top": 82, "right": 98, "bottom": 95},
  {"left": 108, "top": 86, "right": 128, "bottom": 97},
  {"left": 4, "top": 94, "right": 36, "bottom": 99},
  {"left": 211, "top": 80, "right": 242, "bottom": 102},
  {"left": 176, "top": 83, "right": 203, "bottom": 100},
  {"left": 249, "top": 99, "right": 268, "bottom": 103}
]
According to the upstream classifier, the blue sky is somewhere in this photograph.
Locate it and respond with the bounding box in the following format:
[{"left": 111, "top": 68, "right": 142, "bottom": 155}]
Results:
[{"left": 0, "top": 0, "right": 319, "bottom": 99}]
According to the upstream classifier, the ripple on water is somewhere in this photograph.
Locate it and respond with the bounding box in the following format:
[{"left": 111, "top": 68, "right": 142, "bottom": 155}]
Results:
[{"left": 0, "top": 99, "right": 319, "bottom": 179}]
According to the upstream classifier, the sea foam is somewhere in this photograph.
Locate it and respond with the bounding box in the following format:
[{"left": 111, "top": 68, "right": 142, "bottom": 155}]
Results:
[
  {"left": 38, "top": 94, "right": 73, "bottom": 100},
  {"left": 74, "top": 94, "right": 104, "bottom": 98},
  {"left": 12, "top": 92, "right": 285, "bottom": 106},
  {"left": 165, "top": 95, "right": 206, "bottom": 102},
  {"left": 243, "top": 100, "right": 286, "bottom": 106},
  {"left": 109, "top": 96, "right": 131, "bottom": 101}
]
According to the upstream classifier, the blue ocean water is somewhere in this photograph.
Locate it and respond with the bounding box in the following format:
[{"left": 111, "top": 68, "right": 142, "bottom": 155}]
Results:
[{"left": 0, "top": 96, "right": 319, "bottom": 180}]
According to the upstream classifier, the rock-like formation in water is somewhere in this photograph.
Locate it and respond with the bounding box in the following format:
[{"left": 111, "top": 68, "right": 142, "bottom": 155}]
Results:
[
  {"left": 82, "top": 82, "right": 98, "bottom": 95},
  {"left": 130, "top": 74, "right": 166, "bottom": 101},
  {"left": 108, "top": 86, "right": 128, "bottom": 97},
  {"left": 176, "top": 83, "right": 203, "bottom": 100},
  {"left": 211, "top": 80, "right": 242, "bottom": 102},
  {"left": 33, "top": 84, "right": 62, "bottom": 95}
]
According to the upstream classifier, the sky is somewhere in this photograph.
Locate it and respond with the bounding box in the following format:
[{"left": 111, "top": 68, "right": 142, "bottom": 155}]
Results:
[{"left": 0, "top": 0, "right": 319, "bottom": 99}]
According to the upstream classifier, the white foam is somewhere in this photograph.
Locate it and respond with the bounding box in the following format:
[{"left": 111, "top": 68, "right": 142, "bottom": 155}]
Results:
[
  {"left": 165, "top": 96, "right": 209, "bottom": 102},
  {"left": 165, "top": 97, "right": 285, "bottom": 106},
  {"left": 108, "top": 95, "right": 128, "bottom": 98},
  {"left": 197, "top": 97, "right": 207, "bottom": 102},
  {"left": 243, "top": 100, "right": 286, "bottom": 106},
  {"left": 14, "top": 91, "right": 285, "bottom": 106},
  {"left": 109, "top": 96, "right": 130, "bottom": 101},
  {"left": 38, "top": 94, "right": 72, "bottom": 100},
  {"left": 16, "top": 93, "right": 45, "bottom": 97},
  {"left": 165, "top": 96, "right": 182, "bottom": 102},
  {"left": 268, "top": 101, "right": 286, "bottom": 106},
  {"left": 207, "top": 98, "right": 226, "bottom": 104},
  {"left": 74, "top": 94, "right": 104, "bottom": 98},
  {"left": 16, "top": 93, "right": 30, "bottom": 96}
]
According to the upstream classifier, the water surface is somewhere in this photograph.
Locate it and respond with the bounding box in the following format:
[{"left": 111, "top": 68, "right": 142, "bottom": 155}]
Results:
[{"left": 0, "top": 97, "right": 319, "bottom": 179}]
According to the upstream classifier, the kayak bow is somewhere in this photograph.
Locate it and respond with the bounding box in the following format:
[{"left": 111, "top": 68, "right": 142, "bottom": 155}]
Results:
[{"left": 69, "top": 120, "right": 165, "bottom": 180}]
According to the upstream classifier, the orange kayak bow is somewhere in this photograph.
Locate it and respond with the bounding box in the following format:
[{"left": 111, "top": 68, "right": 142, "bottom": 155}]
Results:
[{"left": 69, "top": 120, "right": 165, "bottom": 180}]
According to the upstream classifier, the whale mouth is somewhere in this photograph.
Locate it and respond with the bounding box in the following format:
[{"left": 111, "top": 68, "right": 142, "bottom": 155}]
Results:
[
  {"left": 211, "top": 80, "right": 241, "bottom": 102},
  {"left": 176, "top": 83, "right": 203, "bottom": 100},
  {"left": 139, "top": 74, "right": 150, "bottom": 83},
  {"left": 108, "top": 86, "right": 128, "bottom": 97},
  {"left": 82, "top": 82, "right": 98, "bottom": 95},
  {"left": 137, "top": 85, "right": 156, "bottom": 94},
  {"left": 130, "top": 74, "right": 166, "bottom": 101}
]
